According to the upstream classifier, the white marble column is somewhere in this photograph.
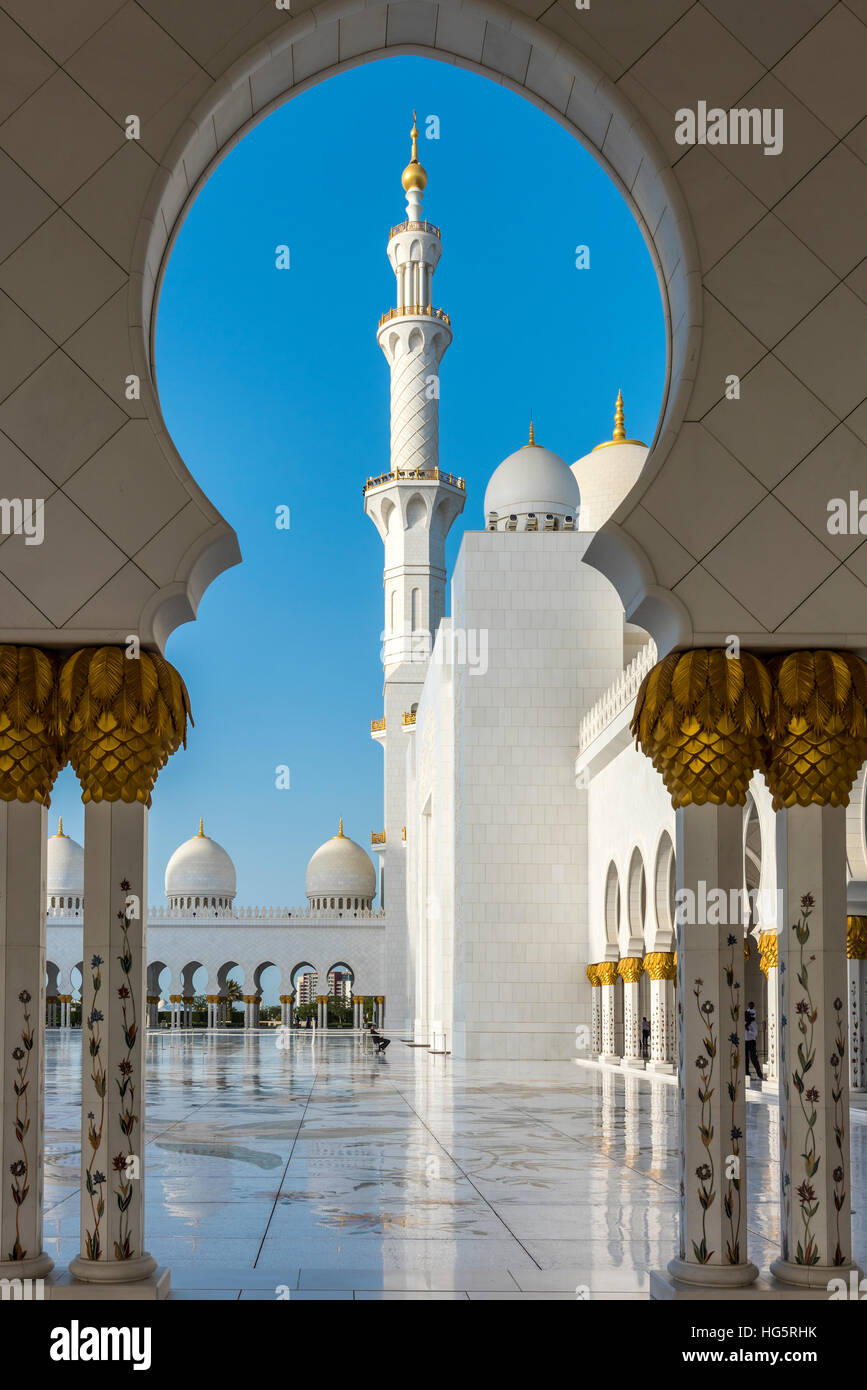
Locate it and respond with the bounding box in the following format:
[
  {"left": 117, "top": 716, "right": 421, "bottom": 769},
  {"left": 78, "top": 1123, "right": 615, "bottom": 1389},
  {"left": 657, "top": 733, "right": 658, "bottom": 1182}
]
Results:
[
  {"left": 771, "top": 805, "right": 859, "bottom": 1285},
  {"left": 666, "top": 803, "right": 757, "bottom": 1289},
  {"left": 587, "top": 971, "right": 602, "bottom": 1054},
  {"left": 146, "top": 995, "right": 159, "bottom": 1029},
  {"left": 317, "top": 996, "right": 328, "bottom": 1030},
  {"left": 0, "top": 800, "right": 53, "bottom": 1280},
  {"left": 847, "top": 919, "right": 867, "bottom": 1092},
  {"left": 597, "top": 963, "right": 619, "bottom": 1064},
  {"left": 375, "top": 996, "right": 385, "bottom": 1027},
  {"left": 646, "top": 953, "right": 676, "bottom": 1073},
  {"left": 619, "top": 959, "right": 644, "bottom": 1068},
  {"left": 758, "top": 933, "right": 779, "bottom": 1087},
  {"left": 69, "top": 801, "right": 157, "bottom": 1285}
]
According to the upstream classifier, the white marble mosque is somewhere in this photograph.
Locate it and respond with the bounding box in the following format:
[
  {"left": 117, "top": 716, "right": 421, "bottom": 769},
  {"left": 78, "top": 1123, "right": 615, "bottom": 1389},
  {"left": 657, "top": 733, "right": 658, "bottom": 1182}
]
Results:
[{"left": 3, "top": 0, "right": 867, "bottom": 1304}]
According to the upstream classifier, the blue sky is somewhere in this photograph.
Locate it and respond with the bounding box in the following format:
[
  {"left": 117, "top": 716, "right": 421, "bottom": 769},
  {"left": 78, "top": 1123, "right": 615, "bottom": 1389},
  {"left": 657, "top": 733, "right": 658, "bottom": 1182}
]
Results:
[{"left": 50, "top": 55, "right": 665, "bottom": 909}]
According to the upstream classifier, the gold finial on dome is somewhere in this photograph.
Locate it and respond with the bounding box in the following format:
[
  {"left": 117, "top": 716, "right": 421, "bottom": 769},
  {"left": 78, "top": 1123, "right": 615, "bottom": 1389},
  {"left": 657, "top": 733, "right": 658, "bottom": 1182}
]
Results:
[
  {"left": 592, "top": 388, "right": 646, "bottom": 451},
  {"left": 528, "top": 419, "right": 536, "bottom": 447},
  {"left": 197, "top": 817, "right": 204, "bottom": 837},
  {"left": 338, "top": 817, "right": 344, "bottom": 837},
  {"left": 57, "top": 816, "right": 65, "bottom": 837},
  {"left": 401, "top": 110, "right": 428, "bottom": 192}
]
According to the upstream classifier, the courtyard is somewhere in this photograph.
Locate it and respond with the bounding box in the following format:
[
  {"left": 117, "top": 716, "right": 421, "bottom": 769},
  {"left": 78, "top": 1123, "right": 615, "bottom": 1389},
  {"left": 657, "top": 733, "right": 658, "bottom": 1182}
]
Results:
[{"left": 41, "top": 1033, "right": 867, "bottom": 1301}]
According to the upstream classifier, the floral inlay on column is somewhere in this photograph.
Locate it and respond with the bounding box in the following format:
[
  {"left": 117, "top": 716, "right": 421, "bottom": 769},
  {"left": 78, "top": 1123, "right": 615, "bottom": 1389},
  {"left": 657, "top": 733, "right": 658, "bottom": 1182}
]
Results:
[
  {"left": 831, "top": 995, "right": 847, "bottom": 1267},
  {"left": 791, "top": 893, "right": 821, "bottom": 1267},
  {"left": 113, "top": 878, "right": 138, "bottom": 1261},
  {"left": 84, "top": 955, "right": 106, "bottom": 1260},
  {"left": 724, "top": 936, "right": 743, "bottom": 1264},
  {"left": 693, "top": 978, "right": 716, "bottom": 1264},
  {"left": 8, "top": 990, "right": 33, "bottom": 1261}
]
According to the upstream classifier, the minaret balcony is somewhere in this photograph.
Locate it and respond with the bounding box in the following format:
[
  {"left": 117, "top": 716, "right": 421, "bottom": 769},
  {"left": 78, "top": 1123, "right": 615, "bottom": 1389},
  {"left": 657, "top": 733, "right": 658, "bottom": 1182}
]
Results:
[
  {"left": 402, "top": 711, "right": 416, "bottom": 728},
  {"left": 370, "top": 717, "right": 386, "bottom": 741},
  {"left": 389, "top": 218, "right": 440, "bottom": 239},
  {"left": 371, "top": 830, "right": 386, "bottom": 846},
  {"left": 378, "top": 305, "right": 451, "bottom": 328},
  {"left": 363, "top": 465, "right": 465, "bottom": 496}
]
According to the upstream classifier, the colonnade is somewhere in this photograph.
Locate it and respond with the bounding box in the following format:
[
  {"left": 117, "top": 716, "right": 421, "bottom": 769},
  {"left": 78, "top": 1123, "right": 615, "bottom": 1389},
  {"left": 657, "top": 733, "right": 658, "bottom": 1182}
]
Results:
[
  {"left": 45, "top": 993, "right": 73, "bottom": 1028},
  {"left": 627, "top": 647, "right": 865, "bottom": 1293}
]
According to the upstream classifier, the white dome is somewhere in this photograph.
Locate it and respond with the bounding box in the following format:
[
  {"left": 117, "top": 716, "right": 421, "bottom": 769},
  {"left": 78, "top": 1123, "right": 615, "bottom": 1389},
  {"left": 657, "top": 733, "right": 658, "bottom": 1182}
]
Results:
[
  {"left": 573, "top": 393, "right": 648, "bottom": 532},
  {"left": 165, "top": 820, "right": 236, "bottom": 904},
  {"left": 484, "top": 434, "right": 579, "bottom": 528},
  {"left": 47, "top": 820, "right": 83, "bottom": 898},
  {"left": 305, "top": 822, "right": 377, "bottom": 906}
]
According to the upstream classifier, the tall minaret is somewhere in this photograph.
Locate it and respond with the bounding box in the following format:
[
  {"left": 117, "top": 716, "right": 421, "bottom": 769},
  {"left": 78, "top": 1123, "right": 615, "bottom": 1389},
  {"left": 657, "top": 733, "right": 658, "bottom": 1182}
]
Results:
[{"left": 364, "top": 115, "right": 466, "bottom": 1033}]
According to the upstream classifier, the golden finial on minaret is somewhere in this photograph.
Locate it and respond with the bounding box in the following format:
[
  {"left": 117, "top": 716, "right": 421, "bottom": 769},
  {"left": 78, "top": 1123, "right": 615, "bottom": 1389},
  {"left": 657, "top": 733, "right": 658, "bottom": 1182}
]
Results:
[
  {"left": 613, "top": 388, "right": 626, "bottom": 442},
  {"left": 401, "top": 109, "right": 428, "bottom": 192},
  {"left": 338, "top": 817, "right": 344, "bottom": 837},
  {"left": 592, "top": 388, "right": 646, "bottom": 451},
  {"left": 57, "top": 816, "right": 64, "bottom": 837},
  {"left": 197, "top": 817, "right": 204, "bottom": 837}
]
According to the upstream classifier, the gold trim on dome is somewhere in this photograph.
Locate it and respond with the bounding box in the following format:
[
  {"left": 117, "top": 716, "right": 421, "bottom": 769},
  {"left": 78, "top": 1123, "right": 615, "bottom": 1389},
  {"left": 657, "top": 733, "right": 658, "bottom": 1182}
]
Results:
[
  {"left": 644, "top": 951, "right": 676, "bottom": 981},
  {"left": 765, "top": 651, "right": 867, "bottom": 810},
  {"left": 617, "top": 956, "right": 644, "bottom": 983},
  {"left": 58, "top": 646, "right": 191, "bottom": 807},
  {"left": 592, "top": 389, "right": 645, "bottom": 451},
  {"left": 847, "top": 916, "right": 867, "bottom": 960},
  {"left": 631, "top": 648, "right": 772, "bottom": 808}
]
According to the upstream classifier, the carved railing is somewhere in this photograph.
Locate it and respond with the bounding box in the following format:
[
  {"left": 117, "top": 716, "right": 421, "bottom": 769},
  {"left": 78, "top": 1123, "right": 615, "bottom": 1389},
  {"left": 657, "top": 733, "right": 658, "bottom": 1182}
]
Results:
[{"left": 578, "top": 641, "right": 658, "bottom": 752}]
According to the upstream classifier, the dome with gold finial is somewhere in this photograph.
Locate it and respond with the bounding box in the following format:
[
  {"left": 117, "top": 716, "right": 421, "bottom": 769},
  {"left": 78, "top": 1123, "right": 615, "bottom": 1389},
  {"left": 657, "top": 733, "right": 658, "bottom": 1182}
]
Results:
[
  {"left": 571, "top": 390, "right": 648, "bottom": 533},
  {"left": 47, "top": 817, "right": 84, "bottom": 906},
  {"left": 164, "top": 818, "right": 237, "bottom": 909},
  {"left": 484, "top": 421, "right": 580, "bottom": 530},
  {"left": 305, "top": 819, "right": 377, "bottom": 909},
  {"left": 401, "top": 110, "right": 428, "bottom": 192}
]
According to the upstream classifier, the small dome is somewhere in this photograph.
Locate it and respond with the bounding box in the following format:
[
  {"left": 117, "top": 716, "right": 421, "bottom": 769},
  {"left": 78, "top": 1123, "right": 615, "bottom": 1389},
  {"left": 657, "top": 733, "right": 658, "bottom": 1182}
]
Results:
[
  {"left": 47, "top": 819, "right": 84, "bottom": 898},
  {"left": 571, "top": 391, "right": 647, "bottom": 532},
  {"left": 484, "top": 425, "right": 579, "bottom": 528},
  {"left": 165, "top": 820, "right": 236, "bottom": 905},
  {"left": 305, "top": 820, "right": 377, "bottom": 906}
]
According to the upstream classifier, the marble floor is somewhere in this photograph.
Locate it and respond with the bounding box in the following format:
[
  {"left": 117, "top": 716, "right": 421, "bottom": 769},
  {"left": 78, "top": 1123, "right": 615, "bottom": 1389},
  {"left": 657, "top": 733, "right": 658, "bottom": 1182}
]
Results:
[{"left": 43, "top": 1032, "right": 867, "bottom": 1300}]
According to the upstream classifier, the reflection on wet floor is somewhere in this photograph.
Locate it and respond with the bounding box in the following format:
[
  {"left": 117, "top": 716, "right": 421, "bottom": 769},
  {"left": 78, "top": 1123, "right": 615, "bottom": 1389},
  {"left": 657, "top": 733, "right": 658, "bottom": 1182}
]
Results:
[{"left": 41, "top": 1030, "right": 867, "bottom": 1299}]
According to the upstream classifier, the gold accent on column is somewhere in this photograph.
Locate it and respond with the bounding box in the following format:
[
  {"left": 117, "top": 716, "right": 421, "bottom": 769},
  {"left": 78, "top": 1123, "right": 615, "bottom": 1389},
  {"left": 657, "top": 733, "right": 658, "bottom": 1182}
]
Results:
[
  {"left": 847, "top": 916, "right": 867, "bottom": 960},
  {"left": 205, "top": 994, "right": 220, "bottom": 1003},
  {"left": 644, "top": 951, "right": 677, "bottom": 981},
  {"left": 764, "top": 650, "right": 867, "bottom": 809},
  {"left": 0, "top": 645, "right": 62, "bottom": 803},
  {"left": 354, "top": 995, "right": 365, "bottom": 1004},
  {"left": 757, "top": 932, "right": 778, "bottom": 975},
  {"left": 316, "top": 995, "right": 329, "bottom": 1004},
  {"left": 596, "top": 962, "right": 618, "bottom": 987},
  {"left": 586, "top": 964, "right": 601, "bottom": 987},
  {"left": 617, "top": 957, "right": 644, "bottom": 983},
  {"left": 58, "top": 646, "right": 192, "bottom": 805},
  {"left": 375, "top": 995, "right": 384, "bottom": 1003},
  {"left": 631, "top": 649, "right": 772, "bottom": 807},
  {"left": 241, "top": 994, "right": 258, "bottom": 1004}
]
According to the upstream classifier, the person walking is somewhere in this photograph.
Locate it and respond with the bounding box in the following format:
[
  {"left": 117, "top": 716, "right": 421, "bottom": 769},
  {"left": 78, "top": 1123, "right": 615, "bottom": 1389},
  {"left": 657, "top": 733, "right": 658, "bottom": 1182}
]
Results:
[
  {"left": 641, "top": 1015, "right": 650, "bottom": 1060},
  {"left": 744, "top": 1001, "right": 763, "bottom": 1080}
]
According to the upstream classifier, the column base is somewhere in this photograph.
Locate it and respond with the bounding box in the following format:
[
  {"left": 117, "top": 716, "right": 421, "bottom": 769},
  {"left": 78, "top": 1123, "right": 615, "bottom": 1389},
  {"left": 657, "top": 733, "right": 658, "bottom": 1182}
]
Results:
[
  {"left": 664, "top": 1257, "right": 759, "bottom": 1290},
  {"left": 652, "top": 1267, "right": 840, "bottom": 1300},
  {"left": 621, "top": 1057, "right": 646, "bottom": 1071},
  {"left": 646, "top": 1061, "right": 676, "bottom": 1074},
  {"left": 0, "top": 1251, "right": 54, "bottom": 1280},
  {"left": 769, "top": 1257, "right": 862, "bottom": 1289},
  {"left": 68, "top": 1251, "right": 158, "bottom": 1285},
  {"left": 49, "top": 1265, "right": 170, "bottom": 1301},
  {"left": 598, "top": 1054, "right": 621, "bottom": 1066}
]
